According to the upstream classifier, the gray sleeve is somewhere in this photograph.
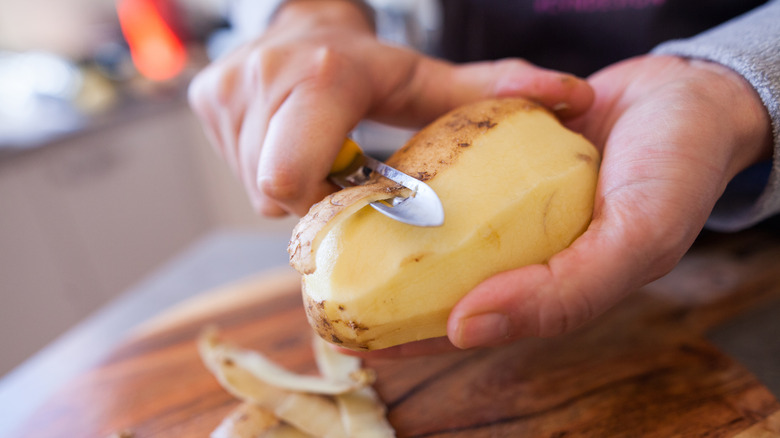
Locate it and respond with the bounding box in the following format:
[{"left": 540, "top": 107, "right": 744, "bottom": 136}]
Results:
[{"left": 651, "top": 0, "right": 780, "bottom": 232}]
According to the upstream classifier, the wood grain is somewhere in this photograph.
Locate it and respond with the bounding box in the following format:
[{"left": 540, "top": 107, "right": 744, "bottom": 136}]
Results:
[{"left": 18, "top": 228, "right": 780, "bottom": 438}]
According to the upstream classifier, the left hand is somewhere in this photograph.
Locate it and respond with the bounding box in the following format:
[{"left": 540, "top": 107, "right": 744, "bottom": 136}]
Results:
[{"left": 447, "top": 55, "right": 773, "bottom": 350}]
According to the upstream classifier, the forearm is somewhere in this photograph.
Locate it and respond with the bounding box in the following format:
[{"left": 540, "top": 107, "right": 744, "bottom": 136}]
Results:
[
  {"left": 652, "top": 0, "right": 780, "bottom": 231},
  {"left": 270, "top": 0, "right": 376, "bottom": 33}
]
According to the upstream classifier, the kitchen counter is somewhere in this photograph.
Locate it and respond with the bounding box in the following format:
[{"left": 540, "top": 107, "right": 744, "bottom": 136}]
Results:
[{"left": 2, "top": 225, "right": 780, "bottom": 437}]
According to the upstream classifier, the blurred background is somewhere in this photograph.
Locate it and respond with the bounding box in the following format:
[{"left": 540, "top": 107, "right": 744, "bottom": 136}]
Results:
[
  {"left": 0, "top": 0, "right": 439, "bottom": 379},
  {"left": 0, "top": 0, "right": 269, "bottom": 378}
]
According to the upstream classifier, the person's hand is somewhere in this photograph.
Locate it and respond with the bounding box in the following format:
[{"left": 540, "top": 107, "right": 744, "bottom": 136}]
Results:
[
  {"left": 446, "top": 55, "right": 773, "bottom": 350},
  {"left": 188, "top": 0, "right": 593, "bottom": 216}
]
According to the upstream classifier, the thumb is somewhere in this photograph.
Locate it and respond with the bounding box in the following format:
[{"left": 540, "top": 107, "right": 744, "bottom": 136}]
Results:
[
  {"left": 445, "top": 217, "right": 672, "bottom": 349},
  {"left": 375, "top": 57, "right": 594, "bottom": 126}
]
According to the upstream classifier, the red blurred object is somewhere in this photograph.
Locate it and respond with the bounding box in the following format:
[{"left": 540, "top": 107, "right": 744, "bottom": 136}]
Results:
[{"left": 116, "top": 0, "right": 187, "bottom": 81}]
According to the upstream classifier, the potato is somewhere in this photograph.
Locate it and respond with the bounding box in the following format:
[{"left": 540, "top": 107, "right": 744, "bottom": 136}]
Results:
[{"left": 288, "top": 98, "right": 600, "bottom": 350}]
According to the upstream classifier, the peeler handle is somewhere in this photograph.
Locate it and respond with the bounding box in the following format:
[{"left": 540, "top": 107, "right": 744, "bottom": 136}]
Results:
[{"left": 330, "top": 138, "right": 363, "bottom": 175}]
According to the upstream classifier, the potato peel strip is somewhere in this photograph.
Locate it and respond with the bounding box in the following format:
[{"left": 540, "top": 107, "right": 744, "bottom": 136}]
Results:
[
  {"left": 211, "top": 403, "right": 309, "bottom": 438},
  {"left": 199, "top": 328, "right": 347, "bottom": 437},
  {"left": 288, "top": 182, "right": 407, "bottom": 275},
  {"left": 219, "top": 343, "right": 371, "bottom": 395},
  {"left": 312, "top": 337, "right": 395, "bottom": 438},
  {"left": 199, "top": 327, "right": 395, "bottom": 437}
]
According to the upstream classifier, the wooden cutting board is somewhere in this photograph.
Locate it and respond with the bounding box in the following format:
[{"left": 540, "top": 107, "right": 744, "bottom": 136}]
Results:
[{"left": 18, "top": 229, "right": 780, "bottom": 438}]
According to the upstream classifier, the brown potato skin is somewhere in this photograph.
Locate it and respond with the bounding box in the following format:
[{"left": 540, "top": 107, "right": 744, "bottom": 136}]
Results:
[
  {"left": 302, "top": 290, "right": 367, "bottom": 350},
  {"left": 385, "top": 98, "right": 544, "bottom": 180}
]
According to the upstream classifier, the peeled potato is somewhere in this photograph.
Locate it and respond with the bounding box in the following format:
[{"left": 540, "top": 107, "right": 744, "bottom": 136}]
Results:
[{"left": 288, "top": 98, "right": 600, "bottom": 350}]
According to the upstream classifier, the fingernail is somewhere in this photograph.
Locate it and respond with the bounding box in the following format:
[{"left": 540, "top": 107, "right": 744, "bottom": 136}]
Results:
[{"left": 455, "top": 313, "right": 509, "bottom": 349}]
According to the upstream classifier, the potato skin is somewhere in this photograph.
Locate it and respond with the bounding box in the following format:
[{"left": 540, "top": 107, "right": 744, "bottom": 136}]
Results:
[
  {"left": 387, "top": 98, "right": 544, "bottom": 180},
  {"left": 303, "top": 289, "right": 368, "bottom": 350}
]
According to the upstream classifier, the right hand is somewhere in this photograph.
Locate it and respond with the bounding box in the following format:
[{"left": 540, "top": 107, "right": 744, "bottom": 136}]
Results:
[{"left": 188, "top": 0, "right": 595, "bottom": 217}]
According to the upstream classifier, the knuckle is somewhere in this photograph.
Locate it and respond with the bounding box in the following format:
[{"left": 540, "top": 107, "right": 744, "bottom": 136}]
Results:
[
  {"left": 245, "top": 46, "right": 285, "bottom": 89},
  {"left": 312, "top": 45, "right": 339, "bottom": 72},
  {"left": 187, "top": 70, "right": 211, "bottom": 111},
  {"left": 302, "top": 45, "right": 347, "bottom": 87},
  {"left": 243, "top": 43, "right": 344, "bottom": 94},
  {"left": 495, "top": 58, "right": 531, "bottom": 70},
  {"left": 187, "top": 62, "right": 240, "bottom": 108},
  {"left": 562, "top": 291, "right": 595, "bottom": 335},
  {"left": 493, "top": 58, "right": 533, "bottom": 78},
  {"left": 215, "top": 67, "right": 241, "bottom": 105},
  {"left": 647, "top": 234, "right": 689, "bottom": 281},
  {"left": 536, "top": 296, "right": 569, "bottom": 338},
  {"left": 536, "top": 284, "right": 593, "bottom": 338},
  {"left": 628, "top": 217, "right": 693, "bottom": 284},
  {"left": 252, "top": 197, "right": 288, "bottom": 217},
  {"left": 259, "top": 169, "right": 306, "bottom": 203}
]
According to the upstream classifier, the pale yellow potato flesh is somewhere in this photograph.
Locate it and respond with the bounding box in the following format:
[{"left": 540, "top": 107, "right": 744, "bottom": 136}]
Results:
[{"left": 292, "top": 98, "right": 600, "bottom": 350}]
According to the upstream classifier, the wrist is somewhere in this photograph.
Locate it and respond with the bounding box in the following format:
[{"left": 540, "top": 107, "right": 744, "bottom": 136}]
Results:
[
  {"left": 685, "top": 57, "right": 773, "bottom": 178},
  {"left": 270, "top": 0, "right": 376, "bottom": 33}
]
